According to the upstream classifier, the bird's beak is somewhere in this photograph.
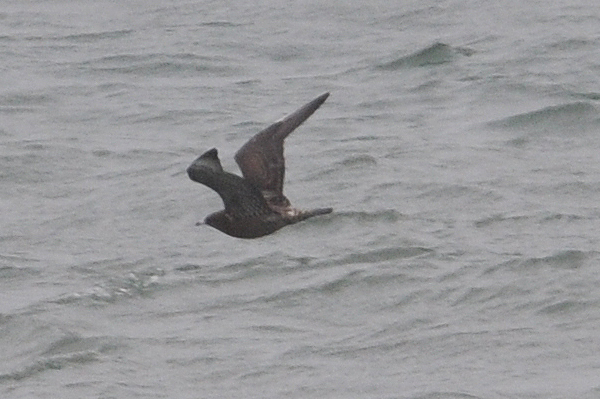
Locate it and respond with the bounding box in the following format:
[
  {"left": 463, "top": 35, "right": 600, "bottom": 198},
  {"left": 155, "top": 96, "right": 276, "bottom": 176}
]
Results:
[{"left": 195, "top": 221, "right": 205, "bottom": 226}]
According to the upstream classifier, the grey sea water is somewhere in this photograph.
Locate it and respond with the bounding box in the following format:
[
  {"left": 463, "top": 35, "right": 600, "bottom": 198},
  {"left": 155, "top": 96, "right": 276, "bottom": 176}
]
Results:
[{"left": 2, "top": 1, "right": 600, "bottom": 398}]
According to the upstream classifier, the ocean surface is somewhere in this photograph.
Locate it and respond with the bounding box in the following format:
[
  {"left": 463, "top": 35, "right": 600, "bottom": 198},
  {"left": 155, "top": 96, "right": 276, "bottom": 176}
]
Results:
[{"left": 2, "top": 1, "right": 600, "bottom": 398}]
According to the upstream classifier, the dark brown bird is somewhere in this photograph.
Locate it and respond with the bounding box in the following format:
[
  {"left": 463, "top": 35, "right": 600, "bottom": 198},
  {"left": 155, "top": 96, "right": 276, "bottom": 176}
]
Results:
[{"left": 187, "top": 92, "right": 332, "bottom": 238}]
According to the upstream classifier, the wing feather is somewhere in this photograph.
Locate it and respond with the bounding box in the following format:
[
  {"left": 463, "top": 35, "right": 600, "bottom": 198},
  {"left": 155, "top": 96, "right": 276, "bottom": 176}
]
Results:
[
  {"left": 187, "top": 149, "right": 272, "bottom": 218},
  {"left": 234, "top": 92, "right": 329, "bottom": 205}
]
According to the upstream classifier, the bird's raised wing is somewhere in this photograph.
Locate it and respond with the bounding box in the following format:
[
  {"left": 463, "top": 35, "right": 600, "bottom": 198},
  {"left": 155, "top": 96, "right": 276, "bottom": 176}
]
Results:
[
  {"left": 187, "top": 148, "right": 273, "bottom": 218},
  {"left": 234, "top": 92, "right": 329, "bottom": 207}
]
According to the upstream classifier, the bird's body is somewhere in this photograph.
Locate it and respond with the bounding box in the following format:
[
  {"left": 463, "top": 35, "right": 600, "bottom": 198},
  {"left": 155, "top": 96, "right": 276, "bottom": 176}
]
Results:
[{"left": 187, "top": 92, "right": 332, "bottom": 238}]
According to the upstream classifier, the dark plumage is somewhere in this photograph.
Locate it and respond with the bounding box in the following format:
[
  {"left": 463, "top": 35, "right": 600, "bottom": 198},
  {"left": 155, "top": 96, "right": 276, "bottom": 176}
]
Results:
[{"left": 187, "top": 92, "right": 332, "bottom": 238}]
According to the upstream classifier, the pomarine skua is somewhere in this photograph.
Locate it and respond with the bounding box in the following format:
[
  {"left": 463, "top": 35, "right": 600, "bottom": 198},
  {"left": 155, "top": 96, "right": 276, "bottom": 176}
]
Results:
[{"left": 187, "top": 92, "right": 332, "bottom": 238}]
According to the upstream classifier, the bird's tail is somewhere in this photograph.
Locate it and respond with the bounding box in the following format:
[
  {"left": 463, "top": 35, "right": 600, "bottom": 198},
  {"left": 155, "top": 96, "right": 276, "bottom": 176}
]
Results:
[{"left": 292, "top": 207, "right": 333, "bottom": 223}]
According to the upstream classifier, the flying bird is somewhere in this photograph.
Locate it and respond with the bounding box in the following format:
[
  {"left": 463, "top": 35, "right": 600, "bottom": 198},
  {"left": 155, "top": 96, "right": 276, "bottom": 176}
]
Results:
[{"left": 187, "top": 92, "right": 332, "bottom": 238}]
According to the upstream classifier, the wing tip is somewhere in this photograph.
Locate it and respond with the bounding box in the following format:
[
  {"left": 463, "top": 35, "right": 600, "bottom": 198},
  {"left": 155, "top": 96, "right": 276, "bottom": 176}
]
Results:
[
  {"left": 203, "top": 148, "right": 218, "bottom": 158},
  {"left": 317, "top": 92, "right": 330, "bottom": 102},
  {"left": 310, "top": 92, "right": 330, "bottom": 110},
  {"left": 187, "top": 147, "right": 224, "bottom": 180}
]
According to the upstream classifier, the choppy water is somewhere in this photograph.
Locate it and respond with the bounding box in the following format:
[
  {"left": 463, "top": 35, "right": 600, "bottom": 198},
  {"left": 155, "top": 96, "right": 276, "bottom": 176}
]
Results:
[{"left": 2, "top": 1, "right": 600, "bottom": 398}]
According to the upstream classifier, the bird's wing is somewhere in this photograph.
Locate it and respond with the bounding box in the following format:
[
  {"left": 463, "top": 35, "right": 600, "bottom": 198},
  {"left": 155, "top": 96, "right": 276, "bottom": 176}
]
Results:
[
  {"left": 234, "top": 92, "right": 329, "bottom": 206},
  {"left": 187, "top": 148, "right": 273, "bottom": 218}
]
